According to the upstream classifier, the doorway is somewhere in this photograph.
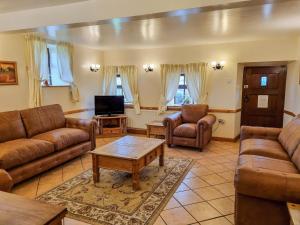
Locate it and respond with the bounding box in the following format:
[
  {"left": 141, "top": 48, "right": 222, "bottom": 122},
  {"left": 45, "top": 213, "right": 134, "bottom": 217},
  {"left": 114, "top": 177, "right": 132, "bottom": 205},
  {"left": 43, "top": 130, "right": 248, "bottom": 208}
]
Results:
[{"left": 241, "top": 66, "right": 287, "bottom": 128}]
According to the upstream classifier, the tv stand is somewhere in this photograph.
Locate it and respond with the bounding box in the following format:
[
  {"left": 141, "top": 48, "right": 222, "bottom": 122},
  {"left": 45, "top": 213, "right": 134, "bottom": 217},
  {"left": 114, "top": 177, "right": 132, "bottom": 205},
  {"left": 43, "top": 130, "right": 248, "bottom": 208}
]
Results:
[{"left": 93, "top": 115, "right": 127, "bottom": 137}]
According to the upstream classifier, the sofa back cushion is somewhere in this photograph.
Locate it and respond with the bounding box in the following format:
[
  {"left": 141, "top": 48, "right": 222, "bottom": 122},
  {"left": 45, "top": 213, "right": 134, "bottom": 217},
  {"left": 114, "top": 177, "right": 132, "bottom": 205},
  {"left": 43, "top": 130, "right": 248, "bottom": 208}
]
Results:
[
  {"left": 20, "top": 104, "right": 66, "bottom": 138},
  {"left": 181, "top": 104, "right": 208, "bottom": 123},
  {"left": 0, "top": 111, "right": 26, "bottom": 143},
  {"left": 278, "top": 116, "right": 300, "bottom": 156}
]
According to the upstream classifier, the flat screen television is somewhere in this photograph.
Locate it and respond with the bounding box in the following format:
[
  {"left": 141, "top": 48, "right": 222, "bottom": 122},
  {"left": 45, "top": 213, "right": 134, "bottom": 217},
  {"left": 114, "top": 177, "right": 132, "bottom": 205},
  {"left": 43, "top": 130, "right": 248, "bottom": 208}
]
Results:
[{"left": 95, "top": 96, "right": 124, "bottom": 116}]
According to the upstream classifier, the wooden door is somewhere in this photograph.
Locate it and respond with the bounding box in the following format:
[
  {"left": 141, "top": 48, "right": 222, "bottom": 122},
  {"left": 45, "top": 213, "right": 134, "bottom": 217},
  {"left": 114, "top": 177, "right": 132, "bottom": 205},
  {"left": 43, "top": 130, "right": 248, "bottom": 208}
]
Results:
[{"left": 241, "top": 66, "right": 287, "bottom": 128}]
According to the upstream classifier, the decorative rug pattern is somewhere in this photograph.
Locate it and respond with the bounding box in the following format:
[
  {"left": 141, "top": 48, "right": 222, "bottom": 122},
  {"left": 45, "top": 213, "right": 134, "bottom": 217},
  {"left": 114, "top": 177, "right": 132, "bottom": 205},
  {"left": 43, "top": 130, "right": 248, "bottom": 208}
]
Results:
[{"left": 37, "top": 157, "right": 193, "bottom": 225}]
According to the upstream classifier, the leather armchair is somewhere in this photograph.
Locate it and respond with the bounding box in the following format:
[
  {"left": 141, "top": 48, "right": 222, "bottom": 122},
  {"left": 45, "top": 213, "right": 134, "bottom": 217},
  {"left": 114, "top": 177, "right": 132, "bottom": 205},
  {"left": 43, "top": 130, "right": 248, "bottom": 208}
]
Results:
[{"left": 163, "top": 104, "right": 216, "bottom": 150}]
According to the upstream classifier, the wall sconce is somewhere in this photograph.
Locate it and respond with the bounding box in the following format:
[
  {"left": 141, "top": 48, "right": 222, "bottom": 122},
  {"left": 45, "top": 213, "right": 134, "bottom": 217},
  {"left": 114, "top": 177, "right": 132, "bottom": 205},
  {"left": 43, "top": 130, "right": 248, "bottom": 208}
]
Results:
[
  {"left": 211, "top": 61, "right": 225, "bottom": 70},
  {"left": 143, "top": 64, "right": 154, "bottom": 72},
  {"left": 90, "top": 64, "right": 100, "bottom": 72}
]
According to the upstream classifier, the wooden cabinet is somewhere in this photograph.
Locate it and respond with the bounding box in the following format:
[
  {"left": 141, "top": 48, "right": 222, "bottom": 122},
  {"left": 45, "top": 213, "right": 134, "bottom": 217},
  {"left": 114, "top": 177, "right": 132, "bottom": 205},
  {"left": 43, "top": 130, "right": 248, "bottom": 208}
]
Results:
[{"left": 93, "top": 115, "right": 127, "bottom": 137}]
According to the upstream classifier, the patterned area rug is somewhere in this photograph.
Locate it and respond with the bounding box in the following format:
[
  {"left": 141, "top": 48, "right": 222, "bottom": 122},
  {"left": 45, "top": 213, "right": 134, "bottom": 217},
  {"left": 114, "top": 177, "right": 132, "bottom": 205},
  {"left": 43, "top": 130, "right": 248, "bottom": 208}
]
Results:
[{"left": 37, "top": 157, "right": 193, "bottom": 225}]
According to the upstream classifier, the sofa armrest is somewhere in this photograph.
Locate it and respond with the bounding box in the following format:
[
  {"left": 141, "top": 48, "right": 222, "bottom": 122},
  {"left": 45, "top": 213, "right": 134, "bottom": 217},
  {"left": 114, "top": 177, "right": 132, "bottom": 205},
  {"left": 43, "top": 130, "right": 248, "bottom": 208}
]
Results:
[
  {"left": 163, "top": 112, "right": 182, "bottom": 129},
  {"left": 66, "top": 117, "right": 97, "bottom": 150},
  {"left": 235, "top": 156, "right": 300, "bottom": 203},
  {"left": 0, "top": 169, "right": 13, "bottom": 192},
  {"left": 240, "top": 126, "right": 282, "bottom": 141},
  {"left": 197, "top": 114, "right": 216, "bottom": 130}
]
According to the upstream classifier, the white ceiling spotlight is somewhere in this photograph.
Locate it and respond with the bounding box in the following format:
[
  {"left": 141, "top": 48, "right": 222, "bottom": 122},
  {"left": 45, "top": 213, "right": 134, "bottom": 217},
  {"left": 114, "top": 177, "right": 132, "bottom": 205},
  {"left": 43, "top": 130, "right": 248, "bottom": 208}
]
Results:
[
  {"left": 211, "top": 61, "right": 225, "bottom": 70},
  {"left": 143, "top": 64, "right": 154, "bottom": 72}
]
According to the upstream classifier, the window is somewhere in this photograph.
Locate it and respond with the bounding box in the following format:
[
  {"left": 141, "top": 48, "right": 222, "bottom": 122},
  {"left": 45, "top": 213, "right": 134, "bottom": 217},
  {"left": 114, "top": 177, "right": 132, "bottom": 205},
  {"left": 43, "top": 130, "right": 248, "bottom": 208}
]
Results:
[
  {"left": 44, "top": 44, "right": 69, "bottom": 87},
  {"left": 260, "top": 76, "right": 268, "bottom": 87},
  {"left": 116, "top": 74, "right": 130, "bottom": 103},
  {"left": 168, "top": 74, "right": 193, "bottom": 106}
]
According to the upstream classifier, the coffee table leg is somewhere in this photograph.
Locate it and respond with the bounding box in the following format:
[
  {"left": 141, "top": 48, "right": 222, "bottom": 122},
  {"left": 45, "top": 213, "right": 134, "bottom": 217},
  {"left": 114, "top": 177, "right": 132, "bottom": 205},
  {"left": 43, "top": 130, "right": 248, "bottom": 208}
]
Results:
[
  {"left": 92, "top": 155, "right": 100, "bottom": 183},
  {"left": 132, "top": 161, "right": 140, "bottom": 190},
  {"left": 159, "top": 144, "right": 164, "bottom": 167}
]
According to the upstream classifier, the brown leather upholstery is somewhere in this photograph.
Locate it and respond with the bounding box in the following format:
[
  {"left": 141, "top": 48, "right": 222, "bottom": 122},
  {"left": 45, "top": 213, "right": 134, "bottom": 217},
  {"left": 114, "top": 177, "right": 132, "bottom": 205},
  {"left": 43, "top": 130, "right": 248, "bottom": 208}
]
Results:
[
  {"left": 9, "top": 142, "right": 91, "bottom": 184},
  {"left": 164, "top": 104, "right": 216, "bottom": 150},
  {"left": 240, "top": 126, "right": 282, "bottom": 141},
  {"left": 182, "top": 104, "right": 208, "bottom": 123},
  {"left": 174, "top": 123, "right": 197, "bottom": 138},
  {"left": 0, "top": 111, "right": 26, "bottom": 143},
  {"left": 292, "top": 145, "right": 300, "bottom": 170},
  {"left": 0, "top": 104, "right": 96, "bottom": 191},
  {"left": 240, "top": 139, "right": 290, "bottom": 160},
  {"left": 32, "top": 128, "right": 89, "bottom": 151},
  {"left": 0, "top": 139, "right": 55, "bottom": 170},
  {"left": 278, "top": 117, "right": 300, "bottom": 156},
  {"left": 235, "top": 118, "right": 300, "bottom": 225},
  {"left": 20, "top": 104, "right": 66, "bottom": 138},
  {"left": 0, "top": 169, "right": 13, "bottom": 192}
]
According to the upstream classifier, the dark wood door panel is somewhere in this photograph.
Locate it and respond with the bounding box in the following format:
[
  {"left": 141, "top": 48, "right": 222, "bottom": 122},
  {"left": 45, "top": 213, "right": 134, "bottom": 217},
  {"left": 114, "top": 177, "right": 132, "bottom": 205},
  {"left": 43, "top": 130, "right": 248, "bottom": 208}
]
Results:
[{"left": 241, "top": 66, "right": 286, "bottom": 128}]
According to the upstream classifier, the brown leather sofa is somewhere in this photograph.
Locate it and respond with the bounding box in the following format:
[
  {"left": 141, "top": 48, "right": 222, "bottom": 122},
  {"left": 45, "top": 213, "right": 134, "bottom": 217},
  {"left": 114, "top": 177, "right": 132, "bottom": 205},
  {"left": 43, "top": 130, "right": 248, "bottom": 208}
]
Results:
[
  {"left": 163, "top": 104, "right": 216, "bottom": 150},
  {"left": 0, "top": 104, "right": 96, "bottom": 192},
  {"left": 235, "top": 115, "right": 300, "bottom": 225}
]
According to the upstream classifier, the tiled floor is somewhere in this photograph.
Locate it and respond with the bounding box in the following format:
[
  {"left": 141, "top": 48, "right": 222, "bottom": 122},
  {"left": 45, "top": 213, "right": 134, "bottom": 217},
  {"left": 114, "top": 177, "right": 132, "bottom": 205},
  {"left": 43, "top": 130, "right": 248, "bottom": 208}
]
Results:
[{"left": 12, "top": 136, "right": 239, "bottom": 225}]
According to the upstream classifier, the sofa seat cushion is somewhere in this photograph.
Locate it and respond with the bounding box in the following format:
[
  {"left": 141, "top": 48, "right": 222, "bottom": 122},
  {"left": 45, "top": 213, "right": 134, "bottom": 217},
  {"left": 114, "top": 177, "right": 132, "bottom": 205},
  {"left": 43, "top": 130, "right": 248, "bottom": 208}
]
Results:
[
  {"left": 240, "top": 139, "right": 290, "bottom": 161},
  {"left": 174, "top": 123, "right": 197, "bottom": 138},
  {"left": 235, "top": 155, "right": 300, "bottom": 202},
  {"left": 0, "top": 139, "right": 55, "bottom": 170},
  {"left": 32, "top": 128, "right": 90, "bottom": 151}
]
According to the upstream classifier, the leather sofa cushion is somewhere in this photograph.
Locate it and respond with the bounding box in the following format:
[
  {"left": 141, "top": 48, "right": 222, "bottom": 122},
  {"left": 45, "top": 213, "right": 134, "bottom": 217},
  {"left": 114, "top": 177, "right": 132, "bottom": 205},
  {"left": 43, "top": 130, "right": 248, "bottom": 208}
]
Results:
[
  {"left": 181, "top": 104, "right": 208, "bottom": 123},
  {"left": 292, "top": 145, "right": 300, "bottom": 171},
  {"left": 235, "top": 155, "right": 300, "bottom": 202},
  {"left": 32, "top": 128, "right": 90, "bottom": 151},
  {"left": 0, "top": 139, "right": 55, "bottom": 170},
  {"left": 240, "top": 139, "right": 290, "bottom": 161},
  {"left": 0, "top": 111, "right": 26, "bottom": 143},
  {"left": 20, "top": 104, "right": 66, "bottom": 138},
  {"left": 278, "top": 117, "right": 300, "bottom": 156},
  {"left": 174, "top": 123, "right": 197, "bottom": 138}
]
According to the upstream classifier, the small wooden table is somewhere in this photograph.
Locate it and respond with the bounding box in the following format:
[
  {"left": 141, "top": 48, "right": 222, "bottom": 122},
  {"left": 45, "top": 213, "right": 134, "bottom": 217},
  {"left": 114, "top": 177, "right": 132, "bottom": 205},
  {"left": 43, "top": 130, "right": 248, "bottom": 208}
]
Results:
[
  {"left": 146, "top": 121, "right": 166, "bottom": 138},
  {"left": 91, "top": 135, "right": 165, "bottom": 190},
  {"left": 0, "top": 191, "right": 67, "bottom": 225},
  {"left": 288, "top": 203, "right": 300, "bottom": 225}
]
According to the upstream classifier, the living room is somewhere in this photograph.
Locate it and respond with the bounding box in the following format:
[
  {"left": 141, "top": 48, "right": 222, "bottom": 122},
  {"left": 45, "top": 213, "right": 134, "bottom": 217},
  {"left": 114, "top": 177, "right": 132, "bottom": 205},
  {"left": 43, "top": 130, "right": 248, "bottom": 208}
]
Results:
[{"left": 0, "top": 0, "right": 300, "bottom": 225}]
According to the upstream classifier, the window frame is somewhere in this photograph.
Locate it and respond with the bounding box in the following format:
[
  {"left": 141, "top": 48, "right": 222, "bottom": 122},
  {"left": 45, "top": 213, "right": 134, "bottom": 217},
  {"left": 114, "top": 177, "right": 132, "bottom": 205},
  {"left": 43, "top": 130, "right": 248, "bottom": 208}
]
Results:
[
  {"left": 171, "top": 74, "right": 193, "bottom": 106},
  {"left": 116, "top": 74, "right": 131, "bottom": 104},
  {"left": 42, "top": 44, "right": 70, "bottom": 87}
]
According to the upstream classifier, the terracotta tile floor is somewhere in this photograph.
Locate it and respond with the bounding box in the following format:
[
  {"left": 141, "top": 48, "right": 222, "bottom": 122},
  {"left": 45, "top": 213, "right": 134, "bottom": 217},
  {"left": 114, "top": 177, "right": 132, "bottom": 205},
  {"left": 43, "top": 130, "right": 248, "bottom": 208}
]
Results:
[{"left": 12, "top": 136, "right": 239, "bottom": 225}]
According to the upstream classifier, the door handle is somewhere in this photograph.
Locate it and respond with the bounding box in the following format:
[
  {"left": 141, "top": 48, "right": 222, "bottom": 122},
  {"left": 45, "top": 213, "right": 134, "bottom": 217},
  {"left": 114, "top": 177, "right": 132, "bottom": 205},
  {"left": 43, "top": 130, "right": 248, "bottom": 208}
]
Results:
[{"left": 243, "top": 95, "right": 249, "bottom": 103}]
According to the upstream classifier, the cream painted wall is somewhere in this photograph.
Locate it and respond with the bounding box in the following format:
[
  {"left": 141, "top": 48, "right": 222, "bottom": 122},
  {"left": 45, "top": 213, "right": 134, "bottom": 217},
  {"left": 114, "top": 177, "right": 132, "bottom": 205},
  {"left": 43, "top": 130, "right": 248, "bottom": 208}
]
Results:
[
  {"left": 1, "top": 33, "right": 300, "bottom": 138},
  {"left": 102, "top": 38, "right": 299, "bottom": 138},
  {"left": 0, "top": 34, "right": 29, "bottom": 111},
  {"left": 0, "top": 33, "right": 103, "bottom": 117}
]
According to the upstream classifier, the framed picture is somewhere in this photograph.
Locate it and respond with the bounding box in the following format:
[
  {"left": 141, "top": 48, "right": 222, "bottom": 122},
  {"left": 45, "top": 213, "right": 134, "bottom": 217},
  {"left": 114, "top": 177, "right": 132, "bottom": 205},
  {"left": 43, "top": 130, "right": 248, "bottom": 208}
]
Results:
[{"left": 0, "top": 61, "right": 18, "bottom": 85}]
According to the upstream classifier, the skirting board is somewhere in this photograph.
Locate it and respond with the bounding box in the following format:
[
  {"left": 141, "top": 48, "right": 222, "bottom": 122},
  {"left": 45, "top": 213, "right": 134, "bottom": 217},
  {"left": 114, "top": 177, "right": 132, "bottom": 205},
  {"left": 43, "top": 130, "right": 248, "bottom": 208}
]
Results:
[{"left": 127, "top": 127, "right": 240, "bottom": 142}]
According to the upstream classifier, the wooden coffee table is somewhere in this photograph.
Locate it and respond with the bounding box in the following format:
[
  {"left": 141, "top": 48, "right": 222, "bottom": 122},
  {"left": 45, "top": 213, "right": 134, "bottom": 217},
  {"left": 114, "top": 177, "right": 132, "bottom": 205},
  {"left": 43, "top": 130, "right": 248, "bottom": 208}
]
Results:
[
  {"left": 91, "top": 135, "right": 165, "bottom": 190},
  {"left": 0, "top": 191, "right": 67, "bottom": 225}
]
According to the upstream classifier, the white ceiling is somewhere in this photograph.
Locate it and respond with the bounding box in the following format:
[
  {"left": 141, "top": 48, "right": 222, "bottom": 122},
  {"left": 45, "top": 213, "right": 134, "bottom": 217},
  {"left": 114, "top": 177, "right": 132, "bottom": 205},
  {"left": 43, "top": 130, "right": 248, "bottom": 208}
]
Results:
[
  {"left": 0, "top": 0, "right": 87, "bottom": 13},
  {"left": 35, "top": 0, "right": 300, "bottom": 49}
]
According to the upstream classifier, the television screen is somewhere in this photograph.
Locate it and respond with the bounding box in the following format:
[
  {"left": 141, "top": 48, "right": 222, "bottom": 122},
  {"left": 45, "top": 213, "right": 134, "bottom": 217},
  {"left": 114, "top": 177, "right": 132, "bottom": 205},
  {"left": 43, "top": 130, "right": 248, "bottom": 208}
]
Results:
[{"left": 95, "top": 96, "right": 125, "bottom": 116}]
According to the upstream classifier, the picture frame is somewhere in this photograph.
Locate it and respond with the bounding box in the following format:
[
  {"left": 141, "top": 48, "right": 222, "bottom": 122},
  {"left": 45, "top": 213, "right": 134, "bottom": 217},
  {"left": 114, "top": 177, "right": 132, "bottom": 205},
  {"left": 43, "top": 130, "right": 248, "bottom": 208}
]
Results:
[{"left": 0, "top": 61, "right": 18, "bottom": 85}]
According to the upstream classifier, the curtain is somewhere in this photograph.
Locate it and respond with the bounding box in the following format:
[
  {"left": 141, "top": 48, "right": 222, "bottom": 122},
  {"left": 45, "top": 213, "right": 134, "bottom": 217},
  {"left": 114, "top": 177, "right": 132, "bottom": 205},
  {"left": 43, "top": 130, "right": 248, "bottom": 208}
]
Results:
[
  {"left": 185, "top": 63, "right": 208, "bottom": 104},
  {"left": 158, "top": 64, "right": 183, "bottom": 113},
  {"left": 56, "top": 41, "right": 80, "bottom": 103},
  {"left": 119, "top": 65, "right": 140, "bottom": 114},
  {"left": 101, "top": 66, "right": 118, "bottom": 95},
  {"left": 25, "top": 34, "right": 49, "bottom": 107}
]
